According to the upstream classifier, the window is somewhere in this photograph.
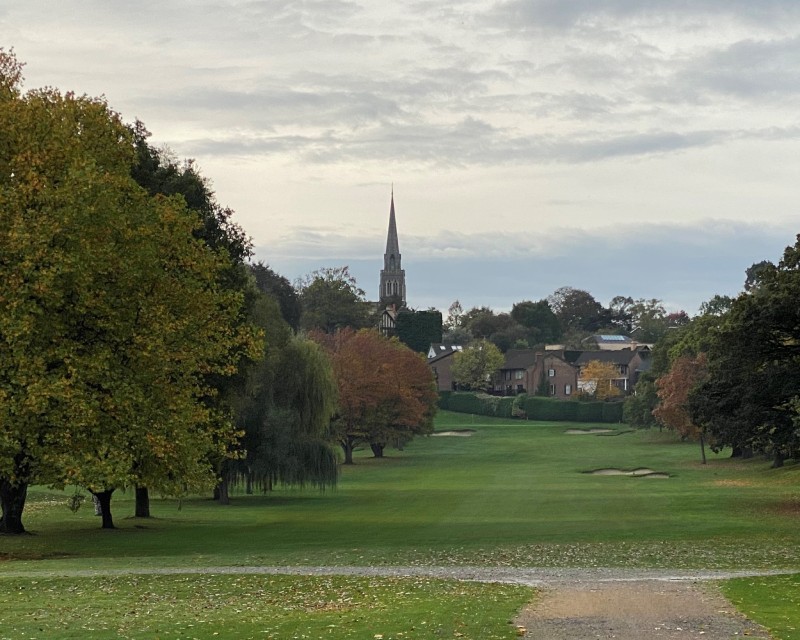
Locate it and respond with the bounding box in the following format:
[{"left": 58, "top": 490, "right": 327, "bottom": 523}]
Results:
[
  {"left": 548, "top": 368, "right": 555, "bottom": 377},
  {"left": 549, "top": 384, "right": 556, "bottom": 396},
  {"left": 515, "top": 370, "right": 524, "bottom": 380},
  {"left": 565, "top": 384, "right": 572, "bottom": 396}
]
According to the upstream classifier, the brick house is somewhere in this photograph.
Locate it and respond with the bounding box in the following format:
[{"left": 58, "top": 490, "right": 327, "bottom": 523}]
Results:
[
  {"left": 574, "top": 348, "right": 647, "bottom": 394},
  {"left": 530, "top": 351, "right": 580, "bottom": 399},
  {"left": 492, "top": 349, "right": 579, "bottom": 400}
]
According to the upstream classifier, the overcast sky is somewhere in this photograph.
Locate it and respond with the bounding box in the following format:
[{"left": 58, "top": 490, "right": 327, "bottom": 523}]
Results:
[{"left": 5, "top": 1, "right": 800, "bottom": 315}]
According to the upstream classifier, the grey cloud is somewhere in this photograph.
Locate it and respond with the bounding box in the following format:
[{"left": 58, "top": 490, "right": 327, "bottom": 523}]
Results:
[
  {"left": 184, "top": 120, "right": 734, "bottom": 166},
  {"left": 670, "top": 36, "right": 800, "bottom": 99},
  {"left": 487, "top": 0, "right": 800, "bottom": 30}
]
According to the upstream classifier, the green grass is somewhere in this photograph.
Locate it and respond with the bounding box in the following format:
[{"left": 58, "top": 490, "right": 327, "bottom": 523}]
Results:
[
  {"left": 3, "top": 411, "right": 799, "bottom": 571},
  {"left": 721, "top": 574, "right": 800, "bottom": 640},
  {"left": 0, "top": 573, "right": 530, "bottom": 639},
  {"left": 3, "top": 411, "right": 800, "bottom": 639}
]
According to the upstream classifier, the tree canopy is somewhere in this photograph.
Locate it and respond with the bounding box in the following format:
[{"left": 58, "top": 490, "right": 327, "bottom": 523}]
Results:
[
  {"left": 450, "top": 340, "right": 504, "bottom": 391},
  {"left": 314, "top": 329, "right": 437, "bottom": 464},
  {"left": 298, "top": 266, "right": 372, "bottom": 333},
  {"left": 0, "top": 51, "right": 259, "bottom": 532}
]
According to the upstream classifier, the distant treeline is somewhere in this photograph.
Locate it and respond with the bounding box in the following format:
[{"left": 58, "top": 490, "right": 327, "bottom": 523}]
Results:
[{"left": 438, "top": 392, "right": 624, "bottom": 423}]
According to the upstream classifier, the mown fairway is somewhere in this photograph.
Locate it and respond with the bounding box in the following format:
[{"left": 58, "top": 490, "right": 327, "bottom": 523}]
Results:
[
  {"left": 4, "top": 411, "right": 799, "bottom": 570},
  {"left": 2, "top": 412, "right": 799, "bottom": 639}
]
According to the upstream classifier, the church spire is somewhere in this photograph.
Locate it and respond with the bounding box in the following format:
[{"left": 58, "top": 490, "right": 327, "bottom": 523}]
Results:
[
  {"left": 385, "top": 188, "right": 400, "bottom": 256},
  {"left": 379, "top": 188, "right": 406, "bottom": 308}
]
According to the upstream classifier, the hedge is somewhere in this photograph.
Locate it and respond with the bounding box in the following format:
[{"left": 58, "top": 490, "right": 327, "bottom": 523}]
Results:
[
  {"left": 439, "top": 391, "right": 623, "bottom": 423},
  {"left": 440, "top": 392, "right": 514, "bottom": 418}
]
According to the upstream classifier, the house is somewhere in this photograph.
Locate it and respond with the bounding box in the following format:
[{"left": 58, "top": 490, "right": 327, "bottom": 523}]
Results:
[
  {"left": 427, "top": 344, "right": 463, "bottom": 391},
  {"left": 530, "top": 351, "right": 580, "bottom": 399},
  {"left": 492, "top": 349, "right": 579, "bottom": 399},
  {"left": 574, "top": 348, "right": 646, "bottom": 394},
  {"left": 493, "top": 349, "right": 538, "bottom": 396},
  {"left": 378, "top": 306, "right": 398, "bottom": 337}
]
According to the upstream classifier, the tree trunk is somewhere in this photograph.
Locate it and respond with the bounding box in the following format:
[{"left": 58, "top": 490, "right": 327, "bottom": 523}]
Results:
[
  {"left": 245, "top": 473, "right": 253, "bottom": 495},
  {"left": 772, "top": 450, "right": 785, "bottom": 469},
  {"left": 216, "top": 477, "right": 230, "bottom": 505},
  {"left": 0, "top": 478, "right": 28, "bottom": 535},
  {"left": 135, "top": 486, "right": 151, "bottom": 518},
  {"left": 342, "top": 438, "right": 354, "bottom": 465},
  {"left": 699, "top": 433, "right": 707, "bottom": 465},
  {"left": 370, "top": 443, "right": 385, "bottom": 458},
  {"left": 93, "top": 489, "right": 116, "bottom": 529}
]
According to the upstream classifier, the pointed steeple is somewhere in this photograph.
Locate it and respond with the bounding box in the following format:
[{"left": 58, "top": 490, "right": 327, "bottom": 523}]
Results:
[
  {"left": 379, "top": 188, "right": 406, "bottom": 308},
  {"left": 385, "top": 188, "right": 400, "bottom": 257}
]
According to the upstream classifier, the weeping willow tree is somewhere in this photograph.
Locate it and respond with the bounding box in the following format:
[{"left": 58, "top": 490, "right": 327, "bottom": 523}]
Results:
[{"left": 219, "top": 290, "right": 339, "bottom": 503}]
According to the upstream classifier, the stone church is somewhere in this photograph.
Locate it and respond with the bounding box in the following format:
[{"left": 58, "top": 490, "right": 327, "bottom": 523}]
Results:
[{"left": 377, "top": 190, "right": 407, "bottom": 335}]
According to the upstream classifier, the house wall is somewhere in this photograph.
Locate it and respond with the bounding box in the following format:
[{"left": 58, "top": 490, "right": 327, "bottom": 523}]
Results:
[
  {"left": 429, "top": 354, "right": 456, "bottom": 392},
  {"left": 531, "top": 354, "right": 579, "bottom": 400}
]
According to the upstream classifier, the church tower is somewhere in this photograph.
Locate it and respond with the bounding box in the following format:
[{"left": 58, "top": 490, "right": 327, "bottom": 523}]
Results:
[{"left": 379, "top": 190, "right": 406, "bottom": 308}]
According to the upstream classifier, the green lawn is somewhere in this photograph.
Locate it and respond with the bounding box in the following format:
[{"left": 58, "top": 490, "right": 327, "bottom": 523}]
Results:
[
  {"left": 722, "top": 574, "right": 800, "bottom": 640},
  {"left": 4, "top": 411, "right": 798, "bottom": 571},
  {"left": 2, "top": 411, "right": 799, "bottom": 639},
  {"left": 0, "top": 573, "right": 530, "bottom": 640}
]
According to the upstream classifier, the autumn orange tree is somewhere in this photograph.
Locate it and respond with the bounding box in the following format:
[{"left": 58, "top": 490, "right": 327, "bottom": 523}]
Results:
[
  {"left": 653, "top": 354, "right": 710, "bottom": 463},
  {"left": 580, "top": 360, "right": 623, "bottom": 400},
  {"left": 0, "top": 51, "right": 259, "bottom": 532},
  {"left": 314, "top": 329, "right": 438, "bottom": 464}
]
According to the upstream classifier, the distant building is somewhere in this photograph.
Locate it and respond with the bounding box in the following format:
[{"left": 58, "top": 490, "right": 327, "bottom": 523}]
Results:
[
  {"left": 427, "top": 344, "right": 464, "bottom": 391},
  {"left": 379, "top": 189, "right": 406, "bottom": 309}
]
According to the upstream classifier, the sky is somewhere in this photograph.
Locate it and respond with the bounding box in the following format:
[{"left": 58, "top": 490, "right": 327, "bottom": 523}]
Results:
[{"left": 4, "top": 1, "right": 800, "bottom": 316}]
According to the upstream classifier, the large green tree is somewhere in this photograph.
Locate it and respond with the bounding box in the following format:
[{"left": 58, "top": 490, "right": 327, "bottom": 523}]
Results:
[
  {"left": 251, "top": 261, "right": 301, "bottom": 331},
  {"left": 689, "top": 240, "right": 800, "bottom": 466},
  {"left": 0, "top": 52, "right": 258, "bottom": 532},
  {"left": 299, "top": 266, "right": 372, "bottom": 333},
  {"left": 220, "top": 291, "right": 339, "bottom": 502},
  {"left": 450, "top": 339, "right": 504, "bottom": 391}
]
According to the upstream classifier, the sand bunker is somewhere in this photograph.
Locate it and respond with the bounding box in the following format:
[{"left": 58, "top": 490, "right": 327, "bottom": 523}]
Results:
[
  {"left": 565, "top": 428, "right": 615, "bottom": 435},
  {"left": 431, "top": 429, "right": 475, "bottom": 437},
  {"left": 588, "top": 468, "right": 670, "bottom": 478}
]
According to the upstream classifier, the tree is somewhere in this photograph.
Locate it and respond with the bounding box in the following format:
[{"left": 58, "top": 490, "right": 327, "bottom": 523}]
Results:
[
  {"left": 298, "top": 266, "right": 372, "bottom": 333},
  {"left": 251, "top": 261, "right": 301, "bottom": 331},
  {"left": 0, "top": 51, "right": 258, "bottom": 532},
  {"left": 450, "top": 340, "right": 504, "bottom": 391},
  {"left": 396, "top": 309, "right": 443, "bottom": 353},
  {"left": 226, "top": 312, "right": 339, "bottom": 499},
  {"left": 689, "top": 239, "right": 800, "bottom": 467},
  {"left": 548, "top": 287, "right": 609, "bottom": 333},
  {"left": 580, "top": 361, "right": 623, "bottom": 400},
  {"left": 315, "top": 329, "right": 437, "bottom": 464},
  {"left": 654, "top": 354, "right": 710, "bottom": 463},
  {"left": 510, "top": 300, "right": 562, "bottom": 346},
  {"left": 130, "top": 120, "right": 256, "bottom": 517},
  {"left": 445, "top": 300, "right": 464, "bottom": 331}
]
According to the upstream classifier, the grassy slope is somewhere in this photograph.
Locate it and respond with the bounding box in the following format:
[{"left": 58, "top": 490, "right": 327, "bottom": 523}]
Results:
[{"left": 3, "top": 411, "right": 799, "bottom": 570}]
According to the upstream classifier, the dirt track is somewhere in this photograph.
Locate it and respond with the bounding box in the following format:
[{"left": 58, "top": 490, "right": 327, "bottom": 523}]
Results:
[{"left": 515, "top": 579, "right": 772, "bottom": 639}]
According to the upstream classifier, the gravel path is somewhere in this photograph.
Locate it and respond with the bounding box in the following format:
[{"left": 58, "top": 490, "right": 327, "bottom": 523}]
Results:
[{"left": 3, "top": 565, "right": 789, "bottom": 638}]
